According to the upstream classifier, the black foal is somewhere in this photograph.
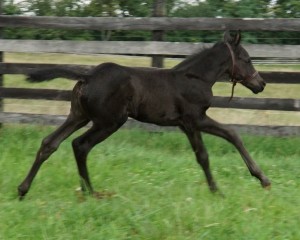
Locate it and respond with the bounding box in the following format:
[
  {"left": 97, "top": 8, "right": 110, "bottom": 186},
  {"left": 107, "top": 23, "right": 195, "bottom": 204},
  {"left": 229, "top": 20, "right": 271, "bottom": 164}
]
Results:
[{"left": 18, "top": 31, "right": 270, "bottom": 199}]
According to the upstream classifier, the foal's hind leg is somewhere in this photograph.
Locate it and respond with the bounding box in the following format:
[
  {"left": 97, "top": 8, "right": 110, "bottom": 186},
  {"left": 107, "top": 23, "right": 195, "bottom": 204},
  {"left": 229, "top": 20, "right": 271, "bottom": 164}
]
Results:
[
  {"left": 72, "top": 120, "right": 126, "bottom": 196},
  {"left": 200, "top": 116, "right": 271, "bottom": 188},
  {"left": 18, "top": 113, "right": 89, "bottom": 199},
  {"left": 181, "top": 128, "right": 218, "bottom": 192}
]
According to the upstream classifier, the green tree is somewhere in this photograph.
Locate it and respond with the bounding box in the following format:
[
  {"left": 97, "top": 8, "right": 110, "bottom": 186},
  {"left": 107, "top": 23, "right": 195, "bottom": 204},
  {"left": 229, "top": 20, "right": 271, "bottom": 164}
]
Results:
[
  {"left": 2, "top": 0, "right": 299, "bottom": 44},
  {"left": 274, "top": 0, "right": 300, "bottom": 18},
  {"left": 3, "top": 0, "right": 22, "bottom": 15},
  {"left": 168, "top": 0, "right": 299, "bottom": 44},
  {"left": 26, "top": 0, "right": 53, "bottom": 16}
]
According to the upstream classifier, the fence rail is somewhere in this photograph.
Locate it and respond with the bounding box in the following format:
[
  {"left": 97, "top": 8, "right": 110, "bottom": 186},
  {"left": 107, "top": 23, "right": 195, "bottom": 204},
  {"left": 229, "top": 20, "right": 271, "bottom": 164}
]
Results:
[
  {"left": 1, "top": 40, "right": 300, "bottom": 59},
  {"left": 0, "top": 63, "right": 299, "bottom": 84},
  {"left": 0, "top": 16, "right": 299, "bottom": 31},
  {"left": 1, "top": 112, "right": 299, "bottom": 136},
  {"left": 1, "top": 87, "right": 299, "bottom": 111},
  {"left": 1, "top": 63, "right": 300, "bottom": 83}
]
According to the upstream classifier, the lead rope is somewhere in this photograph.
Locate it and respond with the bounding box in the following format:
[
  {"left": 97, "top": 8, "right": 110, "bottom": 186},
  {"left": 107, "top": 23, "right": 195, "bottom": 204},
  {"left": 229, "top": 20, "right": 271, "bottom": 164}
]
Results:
[{"left": 229, "top": 81, "right": 236, "bottom": 102}]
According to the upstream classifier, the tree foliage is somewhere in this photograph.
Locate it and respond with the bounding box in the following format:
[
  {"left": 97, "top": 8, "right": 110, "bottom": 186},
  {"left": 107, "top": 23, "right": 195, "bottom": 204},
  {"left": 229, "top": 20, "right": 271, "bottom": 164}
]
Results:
[{"left": 2, "top": 0, "right": 299, "bottom": 44}]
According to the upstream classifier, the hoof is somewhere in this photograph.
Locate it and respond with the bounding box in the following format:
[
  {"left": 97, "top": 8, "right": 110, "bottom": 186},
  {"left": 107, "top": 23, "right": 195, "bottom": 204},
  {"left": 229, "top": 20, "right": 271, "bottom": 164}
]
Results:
[
  {"left": 261, "top": 178, "right": 271, "bottom": 189},
  {"left": 209, "top": 184, "right": 225, "bottom": 198},
  {"left": 211, "top": 188, "right": 225, "bottom": 198},
  {"left": 18, "top": 194, "right": 26, "bottom": 201},
  {"left": 263, "top": 184, "right": 271, "bottom": 190},
  {"left": 18, "top": 186, "right": 28, "bottom": 201}
]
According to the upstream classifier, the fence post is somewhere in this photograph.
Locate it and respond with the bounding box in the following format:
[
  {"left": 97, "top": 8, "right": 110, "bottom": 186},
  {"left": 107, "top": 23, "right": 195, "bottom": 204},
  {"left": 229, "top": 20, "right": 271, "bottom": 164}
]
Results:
[
  {"left": 0, "top": 0, "right": 3, "bottom": 128},
  {"left": 152, "top": 0, "right": 165, "bottom": 68}
]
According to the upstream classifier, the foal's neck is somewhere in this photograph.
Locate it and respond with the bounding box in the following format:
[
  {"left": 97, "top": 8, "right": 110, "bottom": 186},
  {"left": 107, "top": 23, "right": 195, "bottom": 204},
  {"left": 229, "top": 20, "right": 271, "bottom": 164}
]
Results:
[{"left": 174, "top": 42, "right": 230, "bottom": 86}]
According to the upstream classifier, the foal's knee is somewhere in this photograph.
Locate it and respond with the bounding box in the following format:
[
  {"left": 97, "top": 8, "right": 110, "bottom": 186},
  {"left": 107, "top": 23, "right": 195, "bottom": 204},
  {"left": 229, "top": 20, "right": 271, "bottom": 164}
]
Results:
[
  {"left": 196, "top": 150, "right": 209, "bottom": 168},
  {"left": 39, "top": 138, "right": 58, "bottom": 160},
  {"left": 72, "top": 138, "right": 88, "bottom": 159},
  {"left": 72, "top": 138, "right": 80, "bottom": 153},
  {"left": 224, "top": 128, "right": 244, "bottom": 146},
  {"left": 198, "top": 150, "right": 208, "bottom": 161}
]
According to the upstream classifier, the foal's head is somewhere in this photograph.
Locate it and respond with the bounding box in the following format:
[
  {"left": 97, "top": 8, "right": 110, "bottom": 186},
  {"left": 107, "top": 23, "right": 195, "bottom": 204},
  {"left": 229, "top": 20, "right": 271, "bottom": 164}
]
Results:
[{"left": 224, "top": 31, "right": 266, "bottom": 94}]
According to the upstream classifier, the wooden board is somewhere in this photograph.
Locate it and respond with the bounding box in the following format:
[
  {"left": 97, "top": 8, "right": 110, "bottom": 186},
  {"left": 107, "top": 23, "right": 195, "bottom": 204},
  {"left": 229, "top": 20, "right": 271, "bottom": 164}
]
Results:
[
  {"left": 0, "top": 63, "right": 299, "bottom": 84},
  {"left": 1, "top": 40, "right": 300, "bottom": 58},
  {"left": 1, "top": 87, "right": 299, "bottom": 111},
  {"left": 0, "top": 16, "right": 299, "bottom": 31},
  {"left": 0, "top": 112, "right": 299, "bottom": 136}
]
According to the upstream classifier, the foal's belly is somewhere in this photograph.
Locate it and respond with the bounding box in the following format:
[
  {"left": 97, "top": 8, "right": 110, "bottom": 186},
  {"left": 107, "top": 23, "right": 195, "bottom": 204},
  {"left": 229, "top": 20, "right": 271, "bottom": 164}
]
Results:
[{"left": 128, "top": 96, "right": 181, "bottom": 126}]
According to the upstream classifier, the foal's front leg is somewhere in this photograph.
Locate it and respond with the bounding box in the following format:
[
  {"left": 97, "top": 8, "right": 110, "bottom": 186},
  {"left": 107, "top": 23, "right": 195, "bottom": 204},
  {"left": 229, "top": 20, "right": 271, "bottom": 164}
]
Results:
[
  {"left": 200, "top": 116, "right": 271, "bottom": 188},
  {"left": 181, "top": 127, "right": 218, "bottom": 192}
]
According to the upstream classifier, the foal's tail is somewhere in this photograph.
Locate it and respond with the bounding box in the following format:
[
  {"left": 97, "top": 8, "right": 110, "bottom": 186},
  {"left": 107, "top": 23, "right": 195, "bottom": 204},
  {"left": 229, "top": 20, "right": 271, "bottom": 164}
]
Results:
[{"left": 27, "top": 67, "right": 90, "bottom": 82}]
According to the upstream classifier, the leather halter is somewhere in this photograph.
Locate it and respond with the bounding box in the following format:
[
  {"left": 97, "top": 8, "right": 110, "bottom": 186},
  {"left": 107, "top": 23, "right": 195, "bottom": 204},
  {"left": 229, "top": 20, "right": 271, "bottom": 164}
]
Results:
[
  {"left": 225, "top": 42, "right": 258, "bottom": 101},
  {"left": 225, "top": 42, "right": 237, "bottom": 83}
]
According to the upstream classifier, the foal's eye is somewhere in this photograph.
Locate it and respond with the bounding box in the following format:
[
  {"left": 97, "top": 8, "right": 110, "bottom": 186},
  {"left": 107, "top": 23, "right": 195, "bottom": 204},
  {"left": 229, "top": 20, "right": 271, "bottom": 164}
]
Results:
[{"left": 245, "top": 58, "right": 251, "bottom": 63}]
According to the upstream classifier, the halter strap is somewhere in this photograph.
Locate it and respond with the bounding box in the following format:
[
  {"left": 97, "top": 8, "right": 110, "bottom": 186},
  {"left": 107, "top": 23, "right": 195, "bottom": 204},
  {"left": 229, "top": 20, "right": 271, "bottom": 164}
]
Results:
[
  {"left": 225, "top": 42, "right": 236, "bottom": 82},
  {"left": 225, "top": 42, "right": 239, "bottom": 102},
  {"left": 245, "top": 70, "right": 259, "bottom": 81}
]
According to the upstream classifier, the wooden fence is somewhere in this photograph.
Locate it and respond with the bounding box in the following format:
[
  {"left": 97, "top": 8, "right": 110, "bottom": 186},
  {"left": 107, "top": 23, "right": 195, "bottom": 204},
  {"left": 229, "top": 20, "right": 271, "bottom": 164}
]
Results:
[{"left": 0, "top": 16, "right": 299, "bottom": 135}]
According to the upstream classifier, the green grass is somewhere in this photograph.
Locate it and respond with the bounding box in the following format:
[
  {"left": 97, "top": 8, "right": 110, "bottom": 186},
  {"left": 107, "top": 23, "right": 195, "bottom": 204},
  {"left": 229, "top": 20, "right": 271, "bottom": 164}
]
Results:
[{"left": 0, "top": 125, "right": 300, "bottom": 239}]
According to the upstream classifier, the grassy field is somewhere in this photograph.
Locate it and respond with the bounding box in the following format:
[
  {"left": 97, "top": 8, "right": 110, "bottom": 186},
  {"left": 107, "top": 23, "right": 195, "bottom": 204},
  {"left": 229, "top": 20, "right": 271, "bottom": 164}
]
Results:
[
  {"left": 0, "top": 125, "right": 300, "bottom": 239},
  {"left": 3, "top": 52, "right": 300, "bottom": 126}
]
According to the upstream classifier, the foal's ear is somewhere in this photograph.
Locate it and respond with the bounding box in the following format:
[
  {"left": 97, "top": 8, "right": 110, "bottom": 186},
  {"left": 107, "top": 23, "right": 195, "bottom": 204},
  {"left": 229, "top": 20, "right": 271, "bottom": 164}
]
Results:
[
  {"left": 233, "top": 30, "right": 242, "bottom": 45},
  {"left": 223, "top": 30, "right": 233, "bottom": 43},
  {"left": 223, "top": 30, "right": 241, "bottom": 46}
]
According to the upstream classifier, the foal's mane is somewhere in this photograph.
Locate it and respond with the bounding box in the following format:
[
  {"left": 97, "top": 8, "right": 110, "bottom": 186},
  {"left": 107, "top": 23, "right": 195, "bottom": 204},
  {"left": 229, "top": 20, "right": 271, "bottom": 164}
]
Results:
[{"left": 173, "top": 42, "right": 223, "bottom": 71}]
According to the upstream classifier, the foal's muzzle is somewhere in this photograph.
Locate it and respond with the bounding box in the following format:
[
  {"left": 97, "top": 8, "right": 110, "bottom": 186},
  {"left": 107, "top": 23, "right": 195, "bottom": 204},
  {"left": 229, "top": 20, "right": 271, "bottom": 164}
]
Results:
[{"left": 244, "top": 72, "right": 266, "bottom": 94}]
